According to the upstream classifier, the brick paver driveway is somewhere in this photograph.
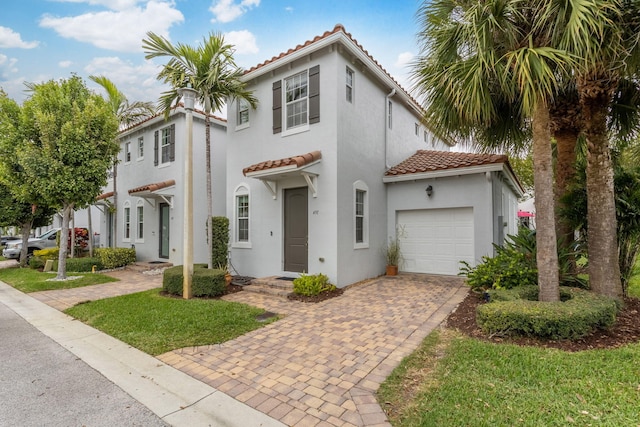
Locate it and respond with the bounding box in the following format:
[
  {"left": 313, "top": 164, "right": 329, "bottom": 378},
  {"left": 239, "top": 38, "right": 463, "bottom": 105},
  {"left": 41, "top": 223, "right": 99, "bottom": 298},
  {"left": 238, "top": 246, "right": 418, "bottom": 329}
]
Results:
[{"left": 158, "top": 274, "right": 467, "bottom": 427}]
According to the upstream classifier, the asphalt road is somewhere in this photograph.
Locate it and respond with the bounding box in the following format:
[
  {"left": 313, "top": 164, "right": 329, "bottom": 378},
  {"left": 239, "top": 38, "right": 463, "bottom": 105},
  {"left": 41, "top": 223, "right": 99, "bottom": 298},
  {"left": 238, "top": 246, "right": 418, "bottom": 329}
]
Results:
[{"left": 0, "top": 300, "right": 169, "bottom": 427}]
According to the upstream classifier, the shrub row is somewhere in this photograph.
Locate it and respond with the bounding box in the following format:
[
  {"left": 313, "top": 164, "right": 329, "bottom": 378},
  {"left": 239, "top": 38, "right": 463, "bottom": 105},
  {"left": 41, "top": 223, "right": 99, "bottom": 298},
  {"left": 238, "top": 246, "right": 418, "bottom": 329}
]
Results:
[
  {"left": 95, "top": 247, "right": 136, "bottom": 269},
  {"left": 162, "top": 264, "right": 226, "bottom": 297},
  {"left": 33, "top": 248, "right": 60, "bottom": 261},
  {"left": 477, "top": 286, "right": 619, "bottom": 340},
  {"left": 293, "top": 273, "right": 336, "bottom": 296}
]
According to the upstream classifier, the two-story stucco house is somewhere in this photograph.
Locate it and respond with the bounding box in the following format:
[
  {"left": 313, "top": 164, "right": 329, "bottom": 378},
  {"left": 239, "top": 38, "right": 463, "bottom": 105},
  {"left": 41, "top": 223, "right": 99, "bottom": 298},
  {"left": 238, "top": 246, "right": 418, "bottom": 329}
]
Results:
[
  {"left": 224, "top": 25, "right": 523, "bottom": 287},
  {"left": 97, "top": 107, "right": 227, "bottom": 265}
]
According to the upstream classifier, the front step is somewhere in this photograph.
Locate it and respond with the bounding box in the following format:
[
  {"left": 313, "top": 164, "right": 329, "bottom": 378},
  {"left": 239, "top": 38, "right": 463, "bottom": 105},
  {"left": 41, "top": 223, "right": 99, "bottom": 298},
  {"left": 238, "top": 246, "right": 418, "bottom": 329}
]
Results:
[
  {"left": 126, "top": 261, "right": 173, "bottom": 272},
  {"left": 242, "top": 276, "right": 295, "bottom": 298}
]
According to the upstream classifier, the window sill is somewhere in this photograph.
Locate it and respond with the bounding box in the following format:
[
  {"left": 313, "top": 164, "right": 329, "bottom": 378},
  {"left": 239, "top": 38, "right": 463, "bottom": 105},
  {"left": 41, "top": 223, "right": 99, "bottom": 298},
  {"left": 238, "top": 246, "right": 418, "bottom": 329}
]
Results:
[
  {"left": 235, "top": 122, "right": 250, "bottom": 131},
  {"left": 354, "top": 243, "right": 369, "bottom": 250},
  {"left": 157, "top": 162, "right": 172, "bottom": 169},
  {"left": 232, "top": 242, "right": 252, "bottom": 249},
  {"left": 282, "top": 124, "right": 309, "bottom": 137}
]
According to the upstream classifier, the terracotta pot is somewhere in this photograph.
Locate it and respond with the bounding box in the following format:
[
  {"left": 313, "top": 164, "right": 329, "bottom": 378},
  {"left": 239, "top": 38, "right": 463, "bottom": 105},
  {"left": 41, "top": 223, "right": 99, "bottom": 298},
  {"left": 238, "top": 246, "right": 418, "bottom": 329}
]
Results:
[
  {"left": 225, "top": 273, "right": 232, "bottom": 286},
  {"left": 386, "top": 265, "right": 398, "bottom": 276}
]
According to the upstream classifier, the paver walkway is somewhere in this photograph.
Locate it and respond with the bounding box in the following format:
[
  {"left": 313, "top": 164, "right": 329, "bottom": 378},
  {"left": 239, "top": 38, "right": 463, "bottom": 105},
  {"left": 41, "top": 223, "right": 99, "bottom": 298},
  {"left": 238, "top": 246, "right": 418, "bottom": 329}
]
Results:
[
  {"left": 29, "top": 269, "right": 162, "bottom": 311},
  {"left": 159, "top": 274, "right": 468, "bottom": 427}
]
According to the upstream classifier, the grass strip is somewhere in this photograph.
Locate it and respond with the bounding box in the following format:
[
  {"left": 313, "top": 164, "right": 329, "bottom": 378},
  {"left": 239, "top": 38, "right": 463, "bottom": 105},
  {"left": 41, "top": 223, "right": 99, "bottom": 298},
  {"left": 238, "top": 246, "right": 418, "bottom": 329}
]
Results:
[
  {"left": 65, "top": 289, "right": 279, "bottom": 355},
  {"left": 0, "top": 267, "right": 117, "bottom": 293},
  {"left": 379, "top": 329, "right": 640, "bottom": 426}
]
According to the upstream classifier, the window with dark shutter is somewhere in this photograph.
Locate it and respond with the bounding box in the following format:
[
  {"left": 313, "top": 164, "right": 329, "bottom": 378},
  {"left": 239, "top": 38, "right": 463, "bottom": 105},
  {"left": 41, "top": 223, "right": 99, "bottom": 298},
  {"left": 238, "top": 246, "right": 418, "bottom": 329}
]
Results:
[
  {"left": 154, "top": 130, "right": 159, "bottom": 166},
  {"left": 309, "top": 65, "right": 320, "bottom": 124},
  {"left": 272, "top": 80, "right": 282, "bottom": 134}
]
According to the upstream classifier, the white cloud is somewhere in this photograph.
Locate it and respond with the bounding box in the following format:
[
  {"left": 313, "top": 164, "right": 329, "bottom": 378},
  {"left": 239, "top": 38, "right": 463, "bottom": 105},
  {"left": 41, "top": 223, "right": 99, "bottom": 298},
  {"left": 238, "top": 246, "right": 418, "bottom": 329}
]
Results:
[
  {"left": 39, "top": 1, "right": 184, "bottom": 52},
  {"left": 59, "top": 60, "right": 73, "bottom": 68},
  {"left": 84, "top": 56, "right": 165, "bottom": 103},
  {"left": 0, "top": 26, "right": 39, "bottom": 49},
  {"left": 49, "top": 0, "right": 144, "bottom": 11},
  {"left": 210, "top": 0, "right": 260, "bottom": 23},
  {"left": 394, "top": 51, "right": 414, "bottom": 68},
  {"left": 225, "top": 30, "right": 258, "bottom": 55},
  {"left": 0, "top": 54, "right": 19, "bottom": 76}
]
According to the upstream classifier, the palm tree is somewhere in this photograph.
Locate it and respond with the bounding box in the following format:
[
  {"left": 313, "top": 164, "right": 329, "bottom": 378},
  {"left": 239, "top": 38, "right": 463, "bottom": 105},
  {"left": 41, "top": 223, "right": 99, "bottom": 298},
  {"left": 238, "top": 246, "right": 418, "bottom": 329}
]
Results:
[
  {"left": 412, "top": 0, "right": 574, "bottom": 301},
  {"left": 90, "top": 75, "right": 156, "bottom": 249},
  {"left": 556, "top": 0, "right": 640, "bottom": 299},
  {"left": 142, "top": 31, "right": 257, "bottom": 269}
]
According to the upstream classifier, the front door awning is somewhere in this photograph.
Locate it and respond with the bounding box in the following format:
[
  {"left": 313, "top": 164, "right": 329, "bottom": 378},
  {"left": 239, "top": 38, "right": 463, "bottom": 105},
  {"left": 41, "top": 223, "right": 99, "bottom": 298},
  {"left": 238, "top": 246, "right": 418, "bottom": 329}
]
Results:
[
  {"left": 128, "top": 179, "right": 175, "bottom": 208},
  {"left": 243, "top": 151, "right": 321, "bottom": 199}
]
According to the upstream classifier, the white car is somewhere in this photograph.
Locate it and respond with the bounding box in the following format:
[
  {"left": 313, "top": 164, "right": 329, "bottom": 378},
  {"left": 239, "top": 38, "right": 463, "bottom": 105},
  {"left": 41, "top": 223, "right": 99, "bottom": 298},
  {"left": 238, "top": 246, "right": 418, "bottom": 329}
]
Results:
[{"left": 2, "top": 229, "right": 60, "bottom": 260}]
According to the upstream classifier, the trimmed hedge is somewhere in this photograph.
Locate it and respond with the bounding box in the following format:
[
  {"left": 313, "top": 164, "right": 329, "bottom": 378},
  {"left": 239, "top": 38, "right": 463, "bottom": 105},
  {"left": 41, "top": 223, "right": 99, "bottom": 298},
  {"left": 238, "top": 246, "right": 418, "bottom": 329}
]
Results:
[
  {"left": 59, "top": 257, "right": 103, "bottom": 272},
  {"left": 477, "top": 286, "right": 619, "bottom": 340},
  {"left": 211, "top": 216, "right": 229, "bottom": 268},
  {"left": 163, "top": 264, "right": 226, "bottom": 297},
  {"left": 95, "top": 247, "right": 136, "bottom": 269}
]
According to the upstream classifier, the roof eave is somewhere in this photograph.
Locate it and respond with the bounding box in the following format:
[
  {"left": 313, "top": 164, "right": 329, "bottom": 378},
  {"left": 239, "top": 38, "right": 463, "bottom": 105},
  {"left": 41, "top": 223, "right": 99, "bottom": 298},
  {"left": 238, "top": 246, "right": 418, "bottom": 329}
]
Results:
[{"left": 383, "top": 163, "right": 504, "bottom": 183}]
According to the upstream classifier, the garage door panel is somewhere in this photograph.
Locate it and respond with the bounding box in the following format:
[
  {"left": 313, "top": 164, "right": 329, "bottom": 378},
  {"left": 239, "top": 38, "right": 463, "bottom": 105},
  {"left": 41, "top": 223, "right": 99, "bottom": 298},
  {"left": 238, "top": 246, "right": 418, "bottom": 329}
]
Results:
[{"left": 397, "top": 208, "right": 474, "bottom": 275}]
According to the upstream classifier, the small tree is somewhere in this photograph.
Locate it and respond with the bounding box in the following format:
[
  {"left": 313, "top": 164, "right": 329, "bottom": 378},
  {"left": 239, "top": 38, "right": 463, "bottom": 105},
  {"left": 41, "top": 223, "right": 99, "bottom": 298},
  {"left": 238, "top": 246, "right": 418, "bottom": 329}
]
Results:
[
  {"left": 18, "top": 76, "right": 119, "bottom": 279},
  {"left": 210, "top": 216, "right": 229, "bottom": 269}
]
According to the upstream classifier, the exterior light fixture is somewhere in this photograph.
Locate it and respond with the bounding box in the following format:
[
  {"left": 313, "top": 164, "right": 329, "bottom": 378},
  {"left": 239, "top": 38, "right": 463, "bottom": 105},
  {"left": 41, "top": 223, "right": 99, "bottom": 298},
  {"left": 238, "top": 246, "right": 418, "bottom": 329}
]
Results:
[{"left": 426, "top": 185, "right": 433, "bottom": 197}]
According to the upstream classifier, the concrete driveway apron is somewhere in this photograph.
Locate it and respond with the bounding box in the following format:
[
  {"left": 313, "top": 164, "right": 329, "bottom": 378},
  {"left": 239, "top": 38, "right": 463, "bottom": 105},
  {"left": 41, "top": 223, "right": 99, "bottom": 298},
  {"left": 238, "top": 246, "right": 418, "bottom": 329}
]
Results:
[{"left": 158, "top": 274, "right": 467, "bottom": 427}]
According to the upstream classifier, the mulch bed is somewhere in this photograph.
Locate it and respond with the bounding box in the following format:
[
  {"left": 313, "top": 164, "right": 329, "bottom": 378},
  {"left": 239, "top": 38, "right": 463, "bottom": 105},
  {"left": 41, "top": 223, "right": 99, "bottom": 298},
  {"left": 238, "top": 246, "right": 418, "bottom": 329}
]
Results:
[
  {"left": 287, "top": 287, "right": 344, "bottom": 303},
  {"left": 446, "top": 291, "right": 640, "bottom": 351}
]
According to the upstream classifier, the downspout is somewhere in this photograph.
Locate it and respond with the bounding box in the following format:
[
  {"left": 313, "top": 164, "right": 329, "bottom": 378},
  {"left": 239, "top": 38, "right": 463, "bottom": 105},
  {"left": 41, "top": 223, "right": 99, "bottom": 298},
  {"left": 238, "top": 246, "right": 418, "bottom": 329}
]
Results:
[{"left": 385, "top": 89, "right": 396, "bottom": 169}]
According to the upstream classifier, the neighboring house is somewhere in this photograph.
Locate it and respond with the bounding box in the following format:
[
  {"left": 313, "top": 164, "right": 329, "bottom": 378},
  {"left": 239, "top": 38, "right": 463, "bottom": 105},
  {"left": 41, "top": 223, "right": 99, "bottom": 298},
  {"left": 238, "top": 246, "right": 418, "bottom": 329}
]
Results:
[
  {"left": 223, "top": 24, "right": 523, "bottom": 287},
  {"left": 96, "top": 107, "right": 227, "bottom": 265}
]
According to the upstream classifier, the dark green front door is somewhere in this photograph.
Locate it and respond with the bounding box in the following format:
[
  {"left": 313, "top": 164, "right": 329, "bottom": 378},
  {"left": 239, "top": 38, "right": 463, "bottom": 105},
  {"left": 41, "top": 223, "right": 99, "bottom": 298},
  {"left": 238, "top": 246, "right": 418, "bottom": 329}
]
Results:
[
  {"left": 159, "top": 203, "right": 170, "bottom": 258},
  {"left": 284, "top": 187, "right": 308, "bottom": 272}
]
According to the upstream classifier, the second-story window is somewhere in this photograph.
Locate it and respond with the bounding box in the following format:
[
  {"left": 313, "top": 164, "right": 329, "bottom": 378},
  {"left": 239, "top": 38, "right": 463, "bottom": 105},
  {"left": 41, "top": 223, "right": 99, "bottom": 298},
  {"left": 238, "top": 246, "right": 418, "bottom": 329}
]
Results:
[
  {"left": 124, "top": 141, "right": 131, "bottom": 163},
  {"left": 237, "top": 98, "right": 249, "bottom": 126},
  {"left": 137, "top": 136, "right": 144, "bottom": 159},
  {"left": 154, "top": 124, "right": 175, "bottom": 166},
  {"left": 285, "top": 70, "right": 308, "bottom": 129},
  {"left": 346, "top": 67, "right": 354, "bottom": 103}
]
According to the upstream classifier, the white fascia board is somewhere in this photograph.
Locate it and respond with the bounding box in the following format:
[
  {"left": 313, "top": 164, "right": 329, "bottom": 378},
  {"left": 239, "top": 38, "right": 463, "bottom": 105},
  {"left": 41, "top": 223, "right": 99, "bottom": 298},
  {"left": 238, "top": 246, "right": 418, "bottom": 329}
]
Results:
[
  {"left": 382, "top": 164, "right": 504, "bottom": 183},
  {"left": 244, "top": 164, "right": 300, "bottom": 179}
]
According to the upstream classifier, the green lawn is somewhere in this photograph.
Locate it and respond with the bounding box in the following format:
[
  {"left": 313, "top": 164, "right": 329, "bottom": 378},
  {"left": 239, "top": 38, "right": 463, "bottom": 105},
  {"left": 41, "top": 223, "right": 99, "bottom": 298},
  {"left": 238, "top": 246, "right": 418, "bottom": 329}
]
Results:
[
  {"left": 379, "top": 329, "right": 640, "bottom": 426},
  {"left": 65, "top": 289, "right": 279, "bottom": 356},
  {"left": 0, "top": 267, "right": 117, "bottom": 292}
]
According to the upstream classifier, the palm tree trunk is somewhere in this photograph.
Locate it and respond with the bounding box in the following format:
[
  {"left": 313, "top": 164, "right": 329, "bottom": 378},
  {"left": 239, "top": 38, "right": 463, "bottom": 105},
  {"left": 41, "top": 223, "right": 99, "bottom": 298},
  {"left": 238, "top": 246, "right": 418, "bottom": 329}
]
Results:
[
  {"left": 205, "top": 115, "right": 213, "bottom": 269},
  {"left": 554, "top": 130, "right": 579, "bottom": 249},
  {"left": 581, "top": 84, "right": 622, "bottom": 299},
  {"left": 532, "top": 100, "right": 560, "bottom": 302}
]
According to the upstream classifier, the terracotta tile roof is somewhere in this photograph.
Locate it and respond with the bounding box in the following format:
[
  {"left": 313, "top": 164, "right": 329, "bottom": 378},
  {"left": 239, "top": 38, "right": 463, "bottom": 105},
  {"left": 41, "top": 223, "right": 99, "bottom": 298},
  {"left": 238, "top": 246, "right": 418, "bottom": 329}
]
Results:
[
  {"left": 245, "top": 24, "right": 416, "bottom": 107},
  {"left": 120, "top": 103, "right": 226, "bottom": 134},
  {"left": 96, "top": 191, "right": 114, "bottom": 201},
  {"left": 385, "top": 150, "right": 508, "bottom": 176},
  {"left": 243, "top": 151, "right": 322, "bottom": 176},
  {"left": 128, "top": 179, "right": 176, "bottom": 195}
]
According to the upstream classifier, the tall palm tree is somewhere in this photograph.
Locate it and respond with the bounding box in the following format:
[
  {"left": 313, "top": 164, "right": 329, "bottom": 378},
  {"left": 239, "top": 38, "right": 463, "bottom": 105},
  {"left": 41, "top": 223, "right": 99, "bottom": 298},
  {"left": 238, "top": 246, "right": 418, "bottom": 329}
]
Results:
[
  {"left": 142, "top": 32, "right": 257, "bottom": 269},
  {"left": 412, "top": 0, "right": 576, "bottom": 301},
  {"left": 556, "top": 0, "right": 640, "bottom": 299},
  {"left": 90, "top": 75, "right": 156, "bottom": 248}
]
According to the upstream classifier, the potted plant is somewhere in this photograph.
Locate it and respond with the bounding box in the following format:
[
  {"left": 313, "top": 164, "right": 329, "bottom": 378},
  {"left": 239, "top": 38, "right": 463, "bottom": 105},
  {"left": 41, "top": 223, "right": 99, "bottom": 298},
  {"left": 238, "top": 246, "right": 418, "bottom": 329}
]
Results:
[
  {"left": 384, "top": 236, "right": 401, "bottom": 276},
  {"left": 217, "top": 261, "right": 232, "bottom": 287}
]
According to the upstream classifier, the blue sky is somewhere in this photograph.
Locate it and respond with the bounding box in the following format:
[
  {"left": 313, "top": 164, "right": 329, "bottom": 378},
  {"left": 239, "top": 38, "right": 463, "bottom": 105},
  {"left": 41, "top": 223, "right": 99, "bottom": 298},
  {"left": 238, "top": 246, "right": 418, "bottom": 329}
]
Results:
[{"left": 1, "top": 0, "right": 424, "bottom": 114}]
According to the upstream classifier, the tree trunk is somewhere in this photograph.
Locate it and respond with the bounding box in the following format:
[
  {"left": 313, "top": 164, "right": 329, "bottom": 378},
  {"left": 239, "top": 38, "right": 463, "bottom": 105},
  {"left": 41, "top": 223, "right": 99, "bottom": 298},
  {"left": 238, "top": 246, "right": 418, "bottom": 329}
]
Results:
[
  {"left": 205, "top": 114, "right": 213, "bottom": 269},
  {"left": 554, "top": 130, "right": 579, "bottom": 270},
  {"left": 113, "top": 161, "right": 118, "bottom": 248},
  {"left": 70, "top": 210, "right": 75, "bottom": 258},
  {"left": 581, "top": 84, "right": 622, "bottom": 299},
  {"left": 56, "top": 204, "right": 72, "bottom": 280},
  {"left": 19, "top": 222, "right": 31, "bottom": 267},
  {"left": 532, "top": 100, "right": 560, "bottom": 302}
]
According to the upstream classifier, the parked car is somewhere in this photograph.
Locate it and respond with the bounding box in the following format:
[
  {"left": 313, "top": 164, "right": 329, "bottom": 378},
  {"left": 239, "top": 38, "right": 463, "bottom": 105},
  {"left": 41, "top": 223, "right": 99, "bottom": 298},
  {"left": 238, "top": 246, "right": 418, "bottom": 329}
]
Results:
[
  {"left": 2, "top": 228, "right": 60, "bottom": 260},
  {"left": 1, "top": 236, "right": 20, "bottom": 247}
]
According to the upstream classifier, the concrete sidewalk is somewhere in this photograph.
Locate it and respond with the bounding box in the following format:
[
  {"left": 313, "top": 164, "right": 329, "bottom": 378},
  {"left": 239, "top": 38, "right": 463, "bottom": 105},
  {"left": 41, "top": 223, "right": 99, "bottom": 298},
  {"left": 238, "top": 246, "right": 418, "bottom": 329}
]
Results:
[{"left": 0, "top": 278, "right": 284, "bottom": 427}]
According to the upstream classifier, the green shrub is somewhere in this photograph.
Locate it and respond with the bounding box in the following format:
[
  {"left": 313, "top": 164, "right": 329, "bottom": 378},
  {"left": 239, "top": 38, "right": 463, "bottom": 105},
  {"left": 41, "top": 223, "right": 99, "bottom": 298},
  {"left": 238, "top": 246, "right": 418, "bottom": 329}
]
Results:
[
  {"left": 61, "top": 257, "right": 103, "bottom": 272},
  {"left": 29, "top": 256, "right": 45, "bottom": 270},
  {"left": 477, "top": 286, "right": 619, "bottom": 340},
  {"left": 162, "top": 264, "right": 226, "bottom": 297},
  {"left": 94, "top": 247, "right": 136, "bottom": 269},
  {"left": 293, "top": 273, "right": 336, "bottom": 296},
  {"left": 211, "top": 216, "right": 229, "bottom": 268},
  {"left": 33, "top": 248, "right": 60, "bottom": 261}
]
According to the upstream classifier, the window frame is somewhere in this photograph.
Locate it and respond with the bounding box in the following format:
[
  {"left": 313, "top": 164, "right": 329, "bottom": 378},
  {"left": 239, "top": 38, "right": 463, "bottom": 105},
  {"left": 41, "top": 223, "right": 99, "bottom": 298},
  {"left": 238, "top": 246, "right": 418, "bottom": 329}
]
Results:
[
  {"left": 346, "top": 67, "right": 354, "bottom": 103},
  {"left": 353, "top": 181, "right": 369, "bottom": 249},
  {"left": 137, "top": 136, "right": 144, "bottom": 160},
  {"left": 136, "top": 201, "right": 144, "bottom": 242},
  {"left": 124, "top": 141, "right": 131, "bottom": 163},
  {"left": 283, "top": 70, "right": 309, "bottom": 133},
  {"left": 236, "top": 98, "right": 250, "bottom": 130},
  {"left": 233, "top": 185, "right": 251, "bottom": 248},
  {"left": 160, "top": 127, "right": 172, "bottom": 164},
  {"left": 123, "top": 201, "right": 131, "bottom": 242}
]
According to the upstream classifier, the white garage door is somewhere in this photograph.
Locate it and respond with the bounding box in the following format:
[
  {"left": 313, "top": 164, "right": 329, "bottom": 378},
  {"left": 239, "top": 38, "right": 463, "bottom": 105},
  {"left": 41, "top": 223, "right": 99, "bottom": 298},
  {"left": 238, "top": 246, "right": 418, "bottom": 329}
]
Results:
[{"left": 397, "top": 208, "right": 474, "bottom": 275}]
